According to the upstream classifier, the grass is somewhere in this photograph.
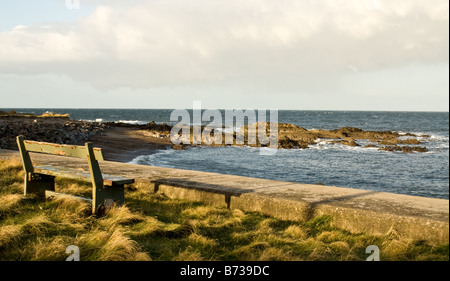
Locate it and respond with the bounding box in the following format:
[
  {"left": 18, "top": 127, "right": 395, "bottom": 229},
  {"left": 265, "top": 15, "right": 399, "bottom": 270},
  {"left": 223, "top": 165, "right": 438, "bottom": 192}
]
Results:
[{"left": 0, "top": 158, "right": 448, "bottom": 261}]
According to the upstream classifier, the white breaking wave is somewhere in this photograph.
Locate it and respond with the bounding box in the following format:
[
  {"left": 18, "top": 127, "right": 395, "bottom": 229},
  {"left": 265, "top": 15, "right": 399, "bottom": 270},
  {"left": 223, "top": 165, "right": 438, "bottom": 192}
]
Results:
[
  {"left": 397, "top": 131, "right": 449, "bottom": 141},
  {"left": 79, "top": 118, "right": 103, "bottom": 123},
  {"left": 427, "top": 134, "right": 449, "bottom": 142},
  {"left": 115, "top": 120, "right": 147, "bottom": 125},
  {"left": 128, "top": 149, "right": 177, "bottom": 165},
  {"left": 214, "top": 126, "right": 240, "bottom": 133},
  {"left": 309, "top": 142, "right": 369, "bottom": 152}
]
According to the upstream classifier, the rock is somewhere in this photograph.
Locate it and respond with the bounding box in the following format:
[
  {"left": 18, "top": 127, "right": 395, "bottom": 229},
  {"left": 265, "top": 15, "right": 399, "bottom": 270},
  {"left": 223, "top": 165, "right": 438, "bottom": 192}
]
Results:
[
  {"left": 379, "top": 138, "right": 423, "bottom": 145},
  {"left": 331, "top": 127, "right": 364, "bottom": 136},
  {"left": 411, "top": 146, "right": 429, "bottom": 153},
  {"left": 364, "top": 144, "right": 379, "bottom": 148},
  {"left": 402, "top": 139, "right": 424, "bottom": 145},
  {"left": 403, "top": 133, "right": 416, "bottom": 137},
  {"left": 328, "top": 138, "right": 360, "bottom": 147},
  {"left": 0, "top": 118, "right": 106, "bottom": 150},
  {"left": 379, "top": 145, "right": 428, "bottom": 153},
  {"left": 278, "top": 137, "right": 309, "bottom": 149},
  {"left": 172, "top": 144, "right": 187, "bottom": 150},
  {"left": 39, "top": 112, "right": 70, "bottom": 118}
]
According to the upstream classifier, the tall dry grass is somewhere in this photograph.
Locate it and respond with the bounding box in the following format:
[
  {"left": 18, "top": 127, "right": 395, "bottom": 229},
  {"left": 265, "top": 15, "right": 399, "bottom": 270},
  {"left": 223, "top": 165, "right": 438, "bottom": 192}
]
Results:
[{"left": 0, "top": 158, "right": 448, "bottom": 261}]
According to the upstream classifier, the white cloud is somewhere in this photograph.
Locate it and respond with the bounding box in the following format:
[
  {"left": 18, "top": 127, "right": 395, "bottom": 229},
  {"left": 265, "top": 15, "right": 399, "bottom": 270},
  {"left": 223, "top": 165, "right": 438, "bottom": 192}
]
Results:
[{"left": 0, "top": 0, "right": 448, "bottom": 110}]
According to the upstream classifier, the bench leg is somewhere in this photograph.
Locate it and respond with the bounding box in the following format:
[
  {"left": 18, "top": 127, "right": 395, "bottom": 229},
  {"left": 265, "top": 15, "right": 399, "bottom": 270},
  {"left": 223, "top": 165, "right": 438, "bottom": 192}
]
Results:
[
  {"left": 93, "top": 185, "right": 125, "bottom": 215},
  {"left": 25, "top": 173, "right": 55, "bottom": 199}
]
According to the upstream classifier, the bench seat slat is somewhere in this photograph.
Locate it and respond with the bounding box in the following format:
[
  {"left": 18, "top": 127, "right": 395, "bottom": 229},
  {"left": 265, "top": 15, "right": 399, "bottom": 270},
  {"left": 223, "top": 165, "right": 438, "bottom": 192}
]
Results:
[{"left": 35, "top": 166, "right": 134, "bottom": 186}]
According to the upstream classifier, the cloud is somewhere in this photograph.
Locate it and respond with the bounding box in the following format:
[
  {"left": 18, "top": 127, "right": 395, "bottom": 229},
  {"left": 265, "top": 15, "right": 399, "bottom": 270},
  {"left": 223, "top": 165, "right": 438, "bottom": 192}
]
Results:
[{"left": 0, "top": 0, "right": 448, "bottom": 92}]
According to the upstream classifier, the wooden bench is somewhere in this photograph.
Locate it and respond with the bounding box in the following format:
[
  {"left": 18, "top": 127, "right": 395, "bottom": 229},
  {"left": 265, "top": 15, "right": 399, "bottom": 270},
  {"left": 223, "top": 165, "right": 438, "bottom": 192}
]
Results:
[{"left": 16, "top": 136, "right": 134, "bottom": 214}]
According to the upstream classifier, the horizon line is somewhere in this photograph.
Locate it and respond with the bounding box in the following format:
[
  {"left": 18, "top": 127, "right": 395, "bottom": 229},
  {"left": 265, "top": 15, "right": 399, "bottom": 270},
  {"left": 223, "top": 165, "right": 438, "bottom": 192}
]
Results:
[{"left": 1, "top": 107, "right": 449, "bottom": 113}]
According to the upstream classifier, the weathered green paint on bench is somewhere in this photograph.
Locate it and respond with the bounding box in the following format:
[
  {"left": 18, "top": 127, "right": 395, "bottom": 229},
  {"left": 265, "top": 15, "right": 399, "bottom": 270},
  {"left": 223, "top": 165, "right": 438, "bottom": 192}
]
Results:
[
  {"left": 23, "top": 140, "right": 103, "bottom": 160},
  {"left": 16, "top": 135, "right": 134, "bottom": 214}
]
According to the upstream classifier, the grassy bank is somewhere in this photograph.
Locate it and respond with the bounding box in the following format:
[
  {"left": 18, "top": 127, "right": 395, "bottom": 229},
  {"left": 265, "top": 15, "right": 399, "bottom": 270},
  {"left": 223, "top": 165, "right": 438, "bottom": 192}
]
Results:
[{"left": 0, "top": 158, "right": 448, "bottom": 261}]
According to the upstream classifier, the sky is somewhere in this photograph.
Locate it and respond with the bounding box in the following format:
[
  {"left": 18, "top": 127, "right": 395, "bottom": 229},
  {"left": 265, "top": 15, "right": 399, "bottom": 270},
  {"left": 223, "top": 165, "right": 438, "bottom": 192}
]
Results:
[{"left": 0, "top": 0, "right": 448, "bottom": 111}]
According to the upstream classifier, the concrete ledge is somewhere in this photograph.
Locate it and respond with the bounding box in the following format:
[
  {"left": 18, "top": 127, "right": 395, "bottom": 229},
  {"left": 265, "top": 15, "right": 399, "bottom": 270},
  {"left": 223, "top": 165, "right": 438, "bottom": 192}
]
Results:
[{"left": 1, "top": 149, "right": 448, "bottom": 244}]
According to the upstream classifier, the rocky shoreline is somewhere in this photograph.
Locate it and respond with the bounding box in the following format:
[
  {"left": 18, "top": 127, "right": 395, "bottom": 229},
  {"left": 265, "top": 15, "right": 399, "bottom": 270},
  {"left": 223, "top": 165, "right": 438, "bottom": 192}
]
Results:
[
  {"left": 0, "top": 115, "right": 106, "bottom": 150},
  {"left": 0, "top": 114, "right": 430, "bottom": 161},
  {"left": 254, "top": 123, "right": 430, "bottom": 153},
  {"left": 169, "top": 122, "right": 430, "bottom": 153}
]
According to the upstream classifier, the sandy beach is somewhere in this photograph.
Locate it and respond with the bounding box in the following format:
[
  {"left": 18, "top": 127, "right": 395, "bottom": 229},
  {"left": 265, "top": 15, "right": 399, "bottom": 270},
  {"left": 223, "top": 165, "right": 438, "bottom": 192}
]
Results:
[{"left": 87, "top": 126, "right": 173, "bottom": 162}]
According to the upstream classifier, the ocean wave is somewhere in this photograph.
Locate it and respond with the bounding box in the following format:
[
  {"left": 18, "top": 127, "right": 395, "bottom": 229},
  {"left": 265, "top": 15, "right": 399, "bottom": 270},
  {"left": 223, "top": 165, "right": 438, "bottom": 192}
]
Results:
[
  {"left": 308, "top": 138, "right": 371, "bottom": 152},
  {"left": 79, "top": 118, "right": 147, "bottom": 124},
  {"left": 79, "top": 118, "right": 103, "bottom": 123},
  {"left": 309, "top": 142, "right": 369, "bottom": 152},
  {"left": 214, "top": 126, "right": 235, "bottom": 133},
  {"left": 115, "top": 120, "right": 147, "bottom": 125},
  {"left": 426, "top": 134, "right": 449, "bottom": 142},
  {"left": 128, "top": 149, "right": 177, "bottom": 165},
  {"left": 397, "top": 131, "right": 449, "bottom": 141}
]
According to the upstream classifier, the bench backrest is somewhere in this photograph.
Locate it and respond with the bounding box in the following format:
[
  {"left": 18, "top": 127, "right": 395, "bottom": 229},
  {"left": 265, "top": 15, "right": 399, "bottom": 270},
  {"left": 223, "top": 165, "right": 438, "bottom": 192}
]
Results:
[
  {"left": 16, "top": 136, "right": 105, "bottom": 184},
  {"left": 20, "top": 139, "right": 103, "bottom": 160}
]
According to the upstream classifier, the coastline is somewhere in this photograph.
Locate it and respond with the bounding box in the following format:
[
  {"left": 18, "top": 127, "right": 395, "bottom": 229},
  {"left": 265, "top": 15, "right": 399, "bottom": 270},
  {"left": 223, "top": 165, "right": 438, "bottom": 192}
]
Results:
[
  {"left": 1, "top": 148, "right": 448, "bottom": 244},
  {"left": 1, "top": 113, "right": 448, "bottom": 245},
  {"left": 1, "top": 113, "right": 448, "bottom": 199},
  {"left": 1, "top": 112, "right": 434, "bottom": 157},
  {"left": 87, "top": 126, "right": 172, "bottom": 163},
  {"left": 0, "top": 114, "right": 173, "bottom": 163}
]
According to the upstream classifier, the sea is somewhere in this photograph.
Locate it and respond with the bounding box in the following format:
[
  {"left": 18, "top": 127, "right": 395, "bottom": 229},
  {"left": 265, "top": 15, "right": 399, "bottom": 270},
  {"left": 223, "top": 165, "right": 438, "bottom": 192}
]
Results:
[{"left": 4, "top": 108, "right": 449, "bottom": 199}]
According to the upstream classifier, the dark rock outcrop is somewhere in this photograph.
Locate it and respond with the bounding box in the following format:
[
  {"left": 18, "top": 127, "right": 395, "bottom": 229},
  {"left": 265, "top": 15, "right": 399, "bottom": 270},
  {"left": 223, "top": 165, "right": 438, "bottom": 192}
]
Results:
[
  {"left": 379, "top": 145, "right": 429, "bottom": 153},
  {"left": 0, "top": 118, "right": 106, "bottom": 150}
]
